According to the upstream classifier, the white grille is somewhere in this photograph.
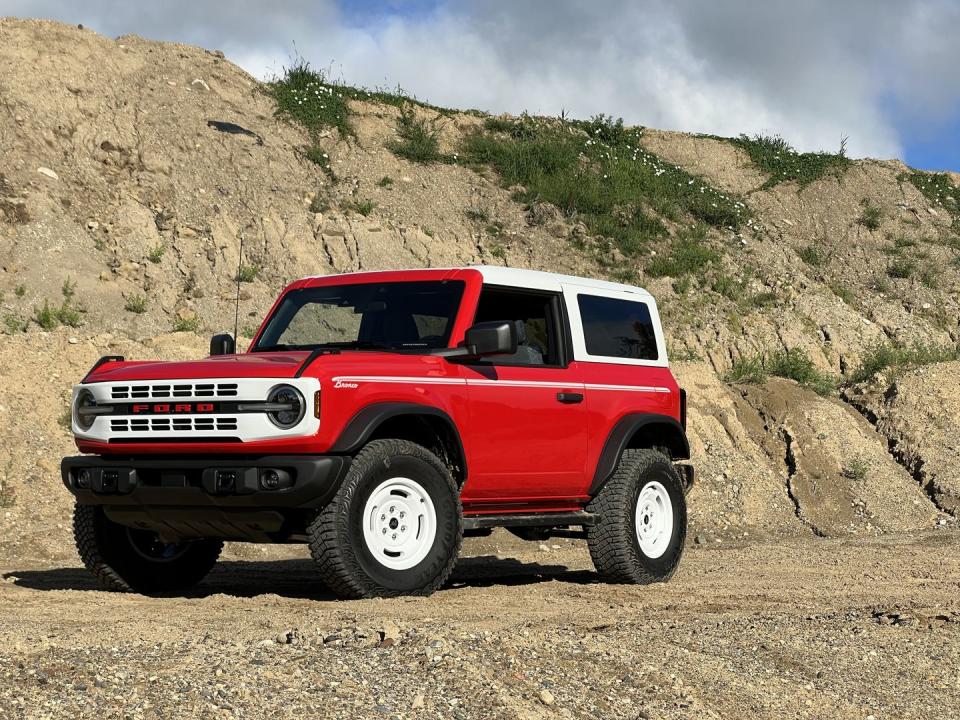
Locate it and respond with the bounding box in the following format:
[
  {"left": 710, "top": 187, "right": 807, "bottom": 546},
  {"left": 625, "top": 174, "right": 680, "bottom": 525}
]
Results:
[
  {"left": 110, "top": 417, "right": 239, "bottom": 433},
  {"left": 110, "top": 382, "right": 239, "bottom": 400}
]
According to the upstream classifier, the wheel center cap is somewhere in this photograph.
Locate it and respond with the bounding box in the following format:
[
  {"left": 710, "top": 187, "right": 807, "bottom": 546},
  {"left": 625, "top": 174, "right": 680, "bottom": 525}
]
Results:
[{"left": 389, "top": 518, "right": 399, "bottom": 530}]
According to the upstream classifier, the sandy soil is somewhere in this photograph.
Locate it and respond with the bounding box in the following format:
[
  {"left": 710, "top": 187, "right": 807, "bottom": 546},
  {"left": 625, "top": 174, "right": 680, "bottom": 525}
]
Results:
[{"left": 2, "top": 530, "right": 958, "bottom": 720}]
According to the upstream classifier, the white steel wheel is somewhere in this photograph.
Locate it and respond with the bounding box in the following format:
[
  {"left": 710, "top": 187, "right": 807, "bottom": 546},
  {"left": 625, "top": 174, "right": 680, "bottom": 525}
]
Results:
[
  {"left": 361, "top": 477, "right": 437, "bottom": 570},
  {"left": 635, "top": 480, "right": 674, "bottom": 559}
]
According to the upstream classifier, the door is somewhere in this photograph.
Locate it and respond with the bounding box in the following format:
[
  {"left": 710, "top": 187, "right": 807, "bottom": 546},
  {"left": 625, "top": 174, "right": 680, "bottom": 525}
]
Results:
[{"left": 460, "top": 286, "right": 588, "bottom": 505}]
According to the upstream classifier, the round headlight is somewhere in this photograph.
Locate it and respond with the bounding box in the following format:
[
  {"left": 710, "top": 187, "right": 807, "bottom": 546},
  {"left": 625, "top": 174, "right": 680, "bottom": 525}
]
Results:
[
  {"left": 74, "top": 389, "right": 97, "bottom": 431},
  {"left": 266, "top": 385, "right": 305, "bottom": 428}
]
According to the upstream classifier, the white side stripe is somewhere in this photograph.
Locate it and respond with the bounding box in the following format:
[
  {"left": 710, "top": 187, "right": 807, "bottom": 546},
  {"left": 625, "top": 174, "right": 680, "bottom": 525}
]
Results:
[{"left": 331, "top": 376, "right": 669, "bottom": 393}]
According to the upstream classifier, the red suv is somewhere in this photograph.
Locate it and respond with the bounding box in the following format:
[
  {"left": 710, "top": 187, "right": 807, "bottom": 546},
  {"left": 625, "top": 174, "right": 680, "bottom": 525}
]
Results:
[{"left": 63, "top": 266, "right": 692, "bottom": 598}]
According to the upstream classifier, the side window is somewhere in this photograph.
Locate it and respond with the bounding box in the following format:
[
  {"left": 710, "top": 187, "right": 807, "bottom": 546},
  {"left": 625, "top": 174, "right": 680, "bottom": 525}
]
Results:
[
  {"left": 577, "top": 294, "right": 658, "bottom": 361},
  {"left": 473, "top": 287, "right": 560, "bottom": 366}
]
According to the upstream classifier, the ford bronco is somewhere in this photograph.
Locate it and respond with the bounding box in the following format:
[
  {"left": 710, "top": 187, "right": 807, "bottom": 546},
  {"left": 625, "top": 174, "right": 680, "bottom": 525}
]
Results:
[{"left": 63, "top": 266, "right": 692, "bottom": 598}]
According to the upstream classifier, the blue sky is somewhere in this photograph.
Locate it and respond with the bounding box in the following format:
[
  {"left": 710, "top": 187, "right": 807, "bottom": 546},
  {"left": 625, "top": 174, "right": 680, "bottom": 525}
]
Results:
[{"left": 3, "top": 0, "right": 959, "bottom": 170}]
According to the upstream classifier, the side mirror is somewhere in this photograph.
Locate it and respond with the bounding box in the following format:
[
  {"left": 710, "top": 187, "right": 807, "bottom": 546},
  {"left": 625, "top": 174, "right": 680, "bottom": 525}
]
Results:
[
  {"left": 464, "top": 321, "right": 517, "bottom": 357},
  {"left": 210, "top": 333, "right": 236, "bottom": 356}
]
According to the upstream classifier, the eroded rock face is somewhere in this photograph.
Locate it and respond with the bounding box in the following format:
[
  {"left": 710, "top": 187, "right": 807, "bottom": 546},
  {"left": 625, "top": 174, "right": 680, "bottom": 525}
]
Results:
[
  {"left": 850, "top": 362, "right": 960, "bottom": 515},
  {"left": 735, "top": 379, "right": 936, "bottom": 536}
]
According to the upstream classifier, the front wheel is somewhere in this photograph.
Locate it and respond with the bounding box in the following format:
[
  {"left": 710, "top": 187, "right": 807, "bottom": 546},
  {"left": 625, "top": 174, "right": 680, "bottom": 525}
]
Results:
[
  {"left": 307, "top": 439, "right": 463, "bottom": 598},
  {"left": 586, "top": 449, "right": 687, "bottom": 583},
  {"left": 73, "top": 504, "right": 223, "bottom": 593}
]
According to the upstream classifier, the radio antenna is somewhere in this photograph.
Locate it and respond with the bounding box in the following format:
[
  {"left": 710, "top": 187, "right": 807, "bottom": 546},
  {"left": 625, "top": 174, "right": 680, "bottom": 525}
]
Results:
[{"left": 233, "top": 229, "right": 244, "bottom": 346}]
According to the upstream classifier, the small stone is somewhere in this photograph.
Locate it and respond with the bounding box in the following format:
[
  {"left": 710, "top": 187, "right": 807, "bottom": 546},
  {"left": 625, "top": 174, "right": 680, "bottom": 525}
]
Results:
[
  {"left": 694, "top": 533, "right": 708, "bottom": 545},
  {"left": 68, "top": 337, "right": 78, "bottom": 344},
  {"left": 538, "top": 544, "right": 550, "bottom": 552},
  {"left": 412, "top": 693, "right": 425, "bottom": 709},
  {"left": 37, "top": 167, "right": 59, "bottom": 180},
  {"left": 86, "top": 220, "right": 99, "bottom": 231},
  {"left": 922, "top": 302, "right": 931, "bottom": 309},
  {"left": 539, "top": 689, "right": 555, "bottom": 706},
  {"left": 380, "top": 620, "right": 401, "bottom": 643}
]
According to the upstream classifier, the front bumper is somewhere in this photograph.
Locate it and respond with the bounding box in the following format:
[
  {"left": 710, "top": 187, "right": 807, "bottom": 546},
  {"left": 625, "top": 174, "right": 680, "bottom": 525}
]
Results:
[{"left": 61, "top": 454, "right": 350, "bottom": 510}]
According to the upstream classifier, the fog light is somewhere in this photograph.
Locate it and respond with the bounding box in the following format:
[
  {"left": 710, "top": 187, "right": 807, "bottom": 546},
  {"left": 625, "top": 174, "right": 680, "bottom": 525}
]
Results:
[
  {"left": 259, "top": 468, "right": 292, "bottom": 491},
  {"left": 76, "top": 469, "right": 92, "bottom": 489},
  {"left": 215, "top": 470, "right": 237, "bottom": 492},
  {"left": 261, "top": 470, "right": 280, "bottom": 489}
]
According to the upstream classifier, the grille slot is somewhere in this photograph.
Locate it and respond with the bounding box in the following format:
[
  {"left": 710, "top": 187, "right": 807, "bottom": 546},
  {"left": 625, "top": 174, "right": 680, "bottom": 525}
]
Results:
[
  {"left": 111, "top": 382, "right": 239, "bottom": 400},
  {"left": 110, "top": 417, "right": 239, "bottom": 433}
]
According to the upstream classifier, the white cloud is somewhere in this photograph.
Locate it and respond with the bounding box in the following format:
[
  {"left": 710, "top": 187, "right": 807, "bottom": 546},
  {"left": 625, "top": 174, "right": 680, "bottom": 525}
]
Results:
[{"left": 5, "top": 0, "right": 960, "bottom": 159}]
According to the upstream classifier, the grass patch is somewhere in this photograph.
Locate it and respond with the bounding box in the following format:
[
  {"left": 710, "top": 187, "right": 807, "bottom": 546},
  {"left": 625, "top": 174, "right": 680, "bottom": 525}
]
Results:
[
  {"left": 842, "top": 459, "right": 869, "bottom": 481},
  {"left": 726, "top": 347, "right": 837, "bottom": 396},
  {"left": 236, "top": 264, "right": 260, "bottom": 283},
  {"left": 377, "top": 176, "right": 394, "bottom": 188},
  {"left": 390, "top": 107, "right": 444, "bottom": 163},
  {"left": 346, "top": 199, "right": 376, "bottom": 217},
  {"left": 3, "top": 313, "right": 28, "bottom": 334},
  {"left": 887, "top": 258, "right": 917, "bottom": 279},
  {"left": 848, "top": 341, "right": 960, "bottom": 383},
  {"left": 124, "top": 294, "right": 148, "bottom": 314},
  {"left": 173, "top": 316, "right": 201, "bottom": 333},
  {"left": 14, "top": 283, "right": 26, "bottom": 298},
  {"left": 460, "top": 114, "right": 746, "bottom": 259},
  {"left": 797, "top": 245, "right": 827, "bottom": 266},
  {"left": 269, "top": 61, "right": 351, "bottom": 138},
  {"left": 901, "top": 171, "right": 960, "bottom": 228},
  {"left": 725, "top": 133, "right": 851, "bottom": 189},
  {"left": 147, "top": 244, "right": 165, "bottom": 264},
  {"left": 465, "top": 207, "right": 491, "bottom": 224},
  {"left": 857, "top": 200, "right": 883, "bottom": 230},
  {"left": 829, "top": 282, "right": 854, "bottom": 304},
  {"left": 646, "top": 227, "right": 720, "bottom": 278}
]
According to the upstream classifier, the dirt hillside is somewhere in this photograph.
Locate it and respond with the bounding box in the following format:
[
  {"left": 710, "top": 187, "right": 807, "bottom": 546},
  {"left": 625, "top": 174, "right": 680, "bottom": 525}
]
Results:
[
  {"left": 1, "top": 18, "right": 958, "bottom": 557},
  {"left": 2, "top": 18, "right": 960, "bottom": 720}
]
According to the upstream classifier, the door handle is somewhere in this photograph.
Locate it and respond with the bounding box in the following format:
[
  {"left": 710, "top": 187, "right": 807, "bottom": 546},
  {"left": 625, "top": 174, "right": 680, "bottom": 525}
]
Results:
[{"left": 556, "top": 392, "right": 584, "bottom": 404}]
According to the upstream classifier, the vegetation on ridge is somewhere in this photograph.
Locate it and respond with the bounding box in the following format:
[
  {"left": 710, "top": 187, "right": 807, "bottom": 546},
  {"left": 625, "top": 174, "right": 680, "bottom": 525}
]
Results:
[{"left": 723, "top": 133, "right": 852, "bottom": 189}]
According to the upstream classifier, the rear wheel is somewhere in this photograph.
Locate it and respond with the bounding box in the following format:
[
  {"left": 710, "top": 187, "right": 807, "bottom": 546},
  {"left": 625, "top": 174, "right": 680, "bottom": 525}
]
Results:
[
  {"left": 73, "top": 504, "right": 223, "bottom": 593},
  {"left": 307, "top": 439, "right": 462, "bottom": 598},
  {"left": 586, "top": 449, "right": 686, "bottom": 583}
]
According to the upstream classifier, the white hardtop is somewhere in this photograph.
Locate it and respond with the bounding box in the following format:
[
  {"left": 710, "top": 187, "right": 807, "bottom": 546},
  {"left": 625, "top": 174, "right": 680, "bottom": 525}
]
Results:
[
  {"left": 471, "top": 265, "right": 652, "bottom": 297},
  {"left": 304, "top": 266, "right": 652, "bottom": 298}
]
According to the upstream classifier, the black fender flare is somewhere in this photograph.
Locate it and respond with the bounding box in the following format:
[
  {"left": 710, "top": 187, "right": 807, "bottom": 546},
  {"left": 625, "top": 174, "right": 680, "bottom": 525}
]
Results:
[
  {"left": 589, "top": 413, "right": 690, "bottom": 495},
  {"left": 330, "top": 402, "right": 467, "bottom": 478}
]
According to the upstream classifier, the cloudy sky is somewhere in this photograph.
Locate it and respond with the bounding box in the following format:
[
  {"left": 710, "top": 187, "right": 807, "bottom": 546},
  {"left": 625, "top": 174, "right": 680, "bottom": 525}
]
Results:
[{"left": 4, "top": 0, "right": 960, "bottom": 170}]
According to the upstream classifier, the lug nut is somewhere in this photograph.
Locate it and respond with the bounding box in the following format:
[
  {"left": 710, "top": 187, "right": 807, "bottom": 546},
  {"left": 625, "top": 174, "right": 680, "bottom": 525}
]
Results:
[
  {"left": 389, "top": 505, "right": 395, "bottom": 513},
  {"left": 401, "top": 525, "right": 406, "bottom": 532},
  {"left": 382, "top": 528, "right": 387, "bottom": 534},
  {"left": 391, "top": 533, "right": 397, "bottom": 540}
]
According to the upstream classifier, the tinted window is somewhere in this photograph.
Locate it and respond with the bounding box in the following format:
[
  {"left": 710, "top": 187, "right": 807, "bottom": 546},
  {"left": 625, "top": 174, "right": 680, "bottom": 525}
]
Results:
[
  {"left": 577, "top": 295, "right": 658, "bottom": 360},
  {"left": 254, "top": 281, "right": 464, "bottom": 351}
]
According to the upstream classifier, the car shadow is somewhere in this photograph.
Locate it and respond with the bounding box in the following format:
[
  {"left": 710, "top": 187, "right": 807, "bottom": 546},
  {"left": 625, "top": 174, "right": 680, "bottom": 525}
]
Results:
[{"left": 2, "top": 555, "right": 600, "bottom": 600}]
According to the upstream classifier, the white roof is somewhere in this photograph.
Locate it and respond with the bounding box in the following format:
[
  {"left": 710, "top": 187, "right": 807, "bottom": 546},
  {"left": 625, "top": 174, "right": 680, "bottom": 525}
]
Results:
[
  {"left": 471, "top": 265, "right": 651, "bottom": 297},
  {"left": 303, "top": 265, "right": 651, "bottom": 297}
]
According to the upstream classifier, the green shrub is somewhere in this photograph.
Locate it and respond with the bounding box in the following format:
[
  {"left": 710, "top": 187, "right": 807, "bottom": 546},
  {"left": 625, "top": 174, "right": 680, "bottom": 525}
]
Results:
[
  {"left": 887, "top": 258, "right": 916, "bottom": 279},
  {"left": 797, "top": 245, "right": 827, "bottom": 266},
  {"left": 901, "top": 171, "right": 960, "bottom": 227},
  {"left": 849, "top": 341, "right": 960, "bottom": 383},
  {"left": 236, "top": 264, "right": 260, "bottom": 283},
  {"left": 125, "top": 294, "right": 148, "bottom": 314},
  {"left": 269, "top": 61, "right": 352, "bottom": 138},
  {"left": 390, "top": 107, "right": 444, "bottom": 163},
  {"left": 147, "top": 244, "right": 165, "bottom": 264},
  {"left": 61, "top": 277, "right": 76, "bottom": 300},
  {"left": 726, "top": 347, "right": 836, "bottom": 396},
  {"left": 646, "top": 228, "right": 720, "bottom": 278},
  {"left": 35, "top": 300, "right": 58, "bottom": 330},
  {"left": 377, "top": 176, "right": 394, "bottom": 188},
  {"left": 173, "top": 316, "right": 201, "bottom": 332},
  {"left": 14, "top": 284, "right": 26, "bottom": 298},
  {"left": 726, "top": 133, "right": 851, "bottom": 188},
  {"left": 465, "top": 207, "right": 491, "bottom": 224},
  {"left": 346, "top": 200, "right": 376, "bottom": 217},
  {"left": 3, "top": 313, "right": 27, "bottom": 334},
  {"left": 842, "top": 459, "right": 869, "bottom": 481},
  {"left": 858, "top": 200, "right": 882, "bottom": 230},
  {"left": 829, "top": 282, "right": 854, "bottom": 304}
]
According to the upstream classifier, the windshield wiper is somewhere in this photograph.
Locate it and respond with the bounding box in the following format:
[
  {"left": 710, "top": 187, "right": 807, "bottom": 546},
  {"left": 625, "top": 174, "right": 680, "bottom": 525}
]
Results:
[{"left": 315, "top": 340, "right": 397, "bottom": 351}]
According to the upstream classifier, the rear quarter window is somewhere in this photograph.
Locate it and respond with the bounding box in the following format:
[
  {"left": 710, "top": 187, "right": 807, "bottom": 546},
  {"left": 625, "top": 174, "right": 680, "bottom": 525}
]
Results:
[{"left": 577, "top": 294, "right": 658, "bottom": 361}]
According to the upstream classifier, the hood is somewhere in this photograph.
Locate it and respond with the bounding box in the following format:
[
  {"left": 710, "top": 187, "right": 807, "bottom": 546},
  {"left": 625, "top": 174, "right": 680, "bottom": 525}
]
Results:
[{"left": 84, "top": 351, "right": 314, "bottom": 383}]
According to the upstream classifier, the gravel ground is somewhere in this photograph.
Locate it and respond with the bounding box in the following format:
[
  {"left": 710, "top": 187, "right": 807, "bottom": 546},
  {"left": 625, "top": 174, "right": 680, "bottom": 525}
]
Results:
[{"left": 1, "top": 530, "right": 959, "bottom": 720}]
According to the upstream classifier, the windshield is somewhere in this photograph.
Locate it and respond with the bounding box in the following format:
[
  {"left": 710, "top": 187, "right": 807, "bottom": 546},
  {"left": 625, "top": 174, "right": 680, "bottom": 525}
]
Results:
[{"left": 253, "top": 280, "right": 465, "bottom": 352}]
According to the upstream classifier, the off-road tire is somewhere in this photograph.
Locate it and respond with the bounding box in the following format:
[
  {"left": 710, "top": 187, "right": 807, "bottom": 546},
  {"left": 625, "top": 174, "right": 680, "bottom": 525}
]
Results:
[
  {"left": 73, "top": 504, "right": 223, "bottom": 594},
  {"left": 307, "top": 439, "right": 463, "bottom": 599},
  {"left": 586, "top": 449, "right": 687, "bottom": 583}
]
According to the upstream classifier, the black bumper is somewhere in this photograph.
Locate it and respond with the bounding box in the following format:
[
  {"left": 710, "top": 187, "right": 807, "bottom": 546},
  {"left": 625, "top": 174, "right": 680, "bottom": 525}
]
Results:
[{"left": 61, "top": 454, "right": 350, "bottom": 510}]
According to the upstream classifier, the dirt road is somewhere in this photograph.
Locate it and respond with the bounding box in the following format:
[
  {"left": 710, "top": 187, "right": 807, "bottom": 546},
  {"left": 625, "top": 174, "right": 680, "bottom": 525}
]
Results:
[{"left": 2, "top": 530, "right": 958, "bottom": 720}]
